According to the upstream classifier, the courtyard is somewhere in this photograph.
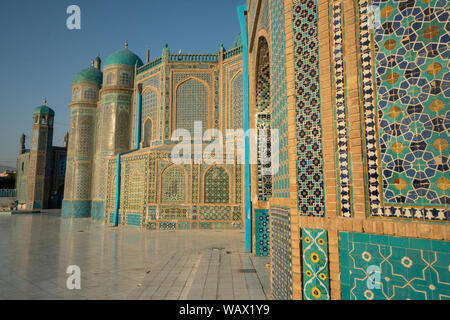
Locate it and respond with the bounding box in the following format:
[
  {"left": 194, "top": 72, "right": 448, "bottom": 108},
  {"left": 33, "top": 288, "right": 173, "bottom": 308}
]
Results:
[{"left": 0, "top": 211, "right": 271, "bottom": 300}]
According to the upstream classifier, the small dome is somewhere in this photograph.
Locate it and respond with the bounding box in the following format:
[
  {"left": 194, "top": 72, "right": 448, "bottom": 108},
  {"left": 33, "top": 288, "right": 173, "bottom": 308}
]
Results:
[
  {"left": 33, "top": 105, "right": 55, "bottom": 116},
  {"left": 104, "top": 48, "right": 143, "bottom": 68},
  {"left": 233, "top": 34, "right": 242, "bottom": 48},
  {"left": 72, "top": 66, "right": 102, "bottom": 85}
]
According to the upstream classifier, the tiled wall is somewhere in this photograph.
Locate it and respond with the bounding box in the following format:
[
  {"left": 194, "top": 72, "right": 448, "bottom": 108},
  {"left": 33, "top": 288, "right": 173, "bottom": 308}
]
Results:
[
  {"left": 255, "top": 209, "right": 270, "bottom": 256},
  {"left": 357, "top": 0, "right": 449, "bottom": 221},
  {"left": 292, "top": 0, "right": 325, "bottom": 217},
  {"left": 270, "top": 206, "right": 293, "bottom": 299},
  {"left": 340, "top": 232, "right": 450, "bottom": 300},
  {"left": 302, "top": 228, "right": 330, "bottom": 299}
]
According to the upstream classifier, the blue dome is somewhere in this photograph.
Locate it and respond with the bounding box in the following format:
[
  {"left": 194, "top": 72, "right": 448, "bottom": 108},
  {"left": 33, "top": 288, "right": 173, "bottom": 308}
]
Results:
[
  {"left": 104, "top": 48, "right": 143, "bottom": 67},
  {"left": 33, "top": 105, "right": 55, "bottom": 116},
  {"left": 233, "top": 34, "right": 242, "bottom": 48},
  {"left": 72, "top": 66, "right": 102, "bottom": 85}
]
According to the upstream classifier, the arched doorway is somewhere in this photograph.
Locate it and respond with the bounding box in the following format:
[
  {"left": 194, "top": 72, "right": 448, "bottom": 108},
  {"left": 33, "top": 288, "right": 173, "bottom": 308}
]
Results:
[{"left": 254, "top": 36, "right": 272, "bottom": 257}]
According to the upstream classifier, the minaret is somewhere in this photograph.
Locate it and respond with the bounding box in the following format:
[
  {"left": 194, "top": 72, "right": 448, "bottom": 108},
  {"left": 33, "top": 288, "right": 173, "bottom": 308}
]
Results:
[
  {"left": 62, "top": 57, "right": 102, "bottom": 218},
  {"left": 26, "top": 99, "right": 55, "bottom": 209},
  {"left": 90, "top": 43, "right": 143, "bottom": 220}
]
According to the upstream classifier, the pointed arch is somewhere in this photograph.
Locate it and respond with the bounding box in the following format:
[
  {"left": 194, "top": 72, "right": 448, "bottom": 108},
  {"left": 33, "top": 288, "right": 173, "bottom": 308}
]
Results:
[
  {"left": 160, "top": 164, "right": 187, "bottom": 203},
  {"left": 255, "top": 35, "right": 272, "bottom": 201},
  {"left": 142, "top": 117, "right": 153, "bottom": 148},
  {"left": 204, "top": 165, "right": 230, "bottom": 203},
  {"left": 230, "top": 71, "right": 244, "bottom": 130},
  {"left": 174, "top": 77, "right": 210, "bottom": 137},
  {"left": 127, "top": 167, "right": 145, "bottom": 210}
]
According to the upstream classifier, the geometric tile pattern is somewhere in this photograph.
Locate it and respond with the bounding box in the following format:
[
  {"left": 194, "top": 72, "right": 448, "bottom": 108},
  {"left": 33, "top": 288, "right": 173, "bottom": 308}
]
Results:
[
  {"left": 176, "top": 78, "right": 208, "bottom": 136},
  {"left": 270, "top": 206, "right": 293, "bottom": 300},
  {"left": 142, "top": 88, "right": 158, "bottom": 146},
  {"left": 293, "top": 0, "right": 325, "bottom": 216},
  {"left": 161, "top": 165, "right": 186, "bottom": 203},
  {"left": 255, "top": 209, "right": 270, "bottom": 257},
  {"left": 230, "top": 72, "right": 243, "bottom": 130},
  {"left": 339, "top": 232, "right": 450, "bottom": 300},
  {"left": 301, "top": 228, "right": 330, "bottom": 300},
  {"left": 199, "top": 206, "right": 231, "bottom": 220},
  {"left": 255, "top": 36, "right": 273, "bottom": 201},
  {"left": 270, "top": 0, "right": 290, "bottom": 198},
  {"left": 330, "top": 0, "right": 353, "bottom": 217},
  {"left": 356, "top": 0, "right": 449, "bottom": 221},
  {"left": 126, "top": 167, "right": 145, "bottom": 210}
]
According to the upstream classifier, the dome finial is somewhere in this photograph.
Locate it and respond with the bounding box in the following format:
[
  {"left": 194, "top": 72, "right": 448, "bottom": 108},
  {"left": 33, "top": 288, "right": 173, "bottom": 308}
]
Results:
[
  {"left": 125, "top": 40, "right": 128, "bottom": 49},
  {"left": 43, "top": 97, "right": 47, "bottom": 105}
]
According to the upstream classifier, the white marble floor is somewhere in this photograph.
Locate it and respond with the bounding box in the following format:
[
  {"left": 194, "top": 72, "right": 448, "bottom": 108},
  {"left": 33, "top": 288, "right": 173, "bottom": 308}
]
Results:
[{"left": 0, "top": 211, "right": 271, "bottom": 300}]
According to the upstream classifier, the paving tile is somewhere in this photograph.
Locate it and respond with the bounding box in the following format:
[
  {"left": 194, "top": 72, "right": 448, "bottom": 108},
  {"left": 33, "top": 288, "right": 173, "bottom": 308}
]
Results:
[{"left": 0, "top": 212, "right": 270, "bottom": 300}]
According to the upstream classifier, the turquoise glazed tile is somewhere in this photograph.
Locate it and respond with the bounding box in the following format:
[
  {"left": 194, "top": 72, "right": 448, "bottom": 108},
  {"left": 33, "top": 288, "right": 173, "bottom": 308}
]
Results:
[
  {"left": 340, "top": 231, "right": 450, "bottom": 300},
  {"left": 302, "top": 228, "right": 330, "bottom": 300}
]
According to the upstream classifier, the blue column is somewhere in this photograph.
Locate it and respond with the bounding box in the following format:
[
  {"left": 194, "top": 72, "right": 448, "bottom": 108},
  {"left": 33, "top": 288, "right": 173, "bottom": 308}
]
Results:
[
  {"left": 113, "top": 154, "right": 121, "bottom": 226},
  {"left": 135, "top": 90, "right": 142, "bottom": 149},
  {"left": 237, "top": 4, "right": 252, "bottom": 253}
]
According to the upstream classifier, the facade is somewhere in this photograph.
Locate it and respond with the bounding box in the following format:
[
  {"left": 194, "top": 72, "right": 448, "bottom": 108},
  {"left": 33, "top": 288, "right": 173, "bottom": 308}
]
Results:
[
  {"left": 62, "top": 40, "right": 245, "bottom": 230},
  {"left": 59, "top": 0, "right": 449, "bottom": 300},
  {"left": 16, "top": 104, "right": 67, "bottom": 209}
]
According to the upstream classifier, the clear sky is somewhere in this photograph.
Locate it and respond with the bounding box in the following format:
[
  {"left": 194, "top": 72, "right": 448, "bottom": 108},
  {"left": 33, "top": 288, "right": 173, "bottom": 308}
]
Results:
[{"left": 0, "top": 0, "right": 243, "bottom": 168}]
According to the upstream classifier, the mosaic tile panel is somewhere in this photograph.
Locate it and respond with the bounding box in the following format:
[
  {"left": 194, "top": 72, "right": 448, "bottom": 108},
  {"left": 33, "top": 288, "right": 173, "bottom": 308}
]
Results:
[
  {"left": 106, "top": 161, "right": 116, "bottom": 209},
  {"left": 158, "top": 206, "right": 190, "bottom": 220},
  {"left": 142, "top": 88, "right": 158, "bottom": 147},
  {"left": 233, "top": 206, "right": 242, "bottom": 221},
  {"left": 148, "top": 205, "right": 157, "bottom": 220},
  {"left": 199, "top": 206, "right": 231, "bottom": 221},
  {"left": 204, "top": 166, "right": 229, "bottom": 203},
  {"left": 214, "top": 70, "right": 220, "bottom": 129},
  {"left": 270, "top": 0, "right": 290, "bottom": 198},
  {"left": 235, "top": 165, "right": 242, "bottom": 203},
  {"left": 257, "top": 114, "right": 273, "bottom": 201},
  {"left": 212, "top": 222, "right": 233, "bottom": 229},
  {"left": 270, "top": 206, "right": 293, "bottom": 300},
  {"left": 126, "top": 168, "right": 146, "bottom": 210},
  {"left": 302, "top": 228, "right": 330, "bottom": 300},
  {"left": 161, "top": 165, "right": 186, "bottom": 203},
  {"left": 126, "top": 212, "right": 142, "bottom": 226},
  {"left": 178, "top": 222, "right": 191, "bottom": 229},
  {"left": 230, "top": 72, "right": 243, "bottom": 130},
  {"left": 199, "top": 222, "right": 212, "bottom": 229},
  {"left": 159, "top": 222, "right": 176, "bottom": 230},
  {"left": 293, "top": 0, "right": 325, "bottom": 217},
  {"left": 223, "top": 63, "right": 243, "bottom": 131},
  {"left": 255, "top": 209, "right": 270, "bottom": 256},
  {"left": 330, "top": 0, "right": 353, "bottom": 217},
  {"left": 176, "top": 78, "right": 209, "bottom": 136},
  {"left": 340, "top": 232, "right": 450, "bottom": 300},
  {"left": 192, "top": 164, "right": 199, "bottom": 203},
  {"left": 255, "top": 36, "right": 273, "bottom": 202},
  {"left": 356, "top": 0, "right": 449, "bottom": 221}
]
